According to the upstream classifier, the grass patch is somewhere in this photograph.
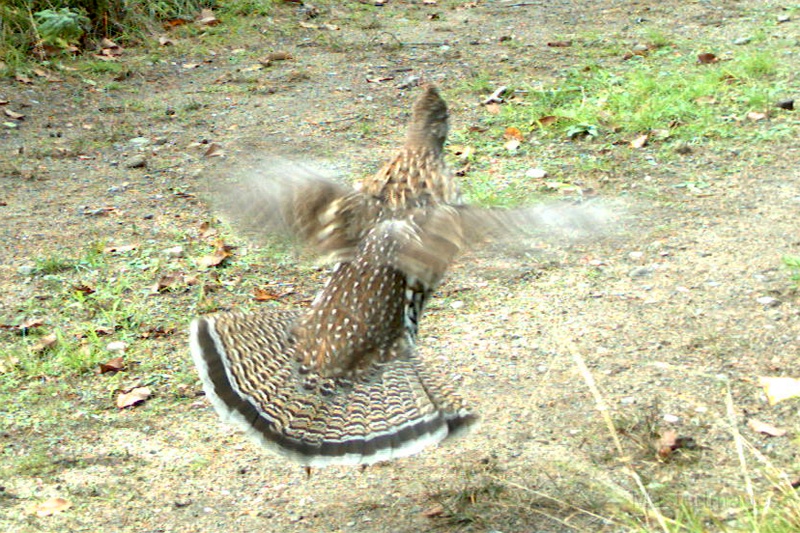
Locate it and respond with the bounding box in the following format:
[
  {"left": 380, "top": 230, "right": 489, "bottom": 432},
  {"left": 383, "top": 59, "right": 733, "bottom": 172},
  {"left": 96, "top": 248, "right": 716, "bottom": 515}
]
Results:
[{"left": 496, "top": 47, "right": 792, "bottom": 145}]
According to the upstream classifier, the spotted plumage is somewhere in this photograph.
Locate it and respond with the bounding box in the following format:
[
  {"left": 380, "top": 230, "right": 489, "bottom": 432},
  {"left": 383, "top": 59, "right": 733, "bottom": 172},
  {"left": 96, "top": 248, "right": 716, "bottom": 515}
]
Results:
[{"left": 191, "top": 86, "right": 478, "bottom": 466}]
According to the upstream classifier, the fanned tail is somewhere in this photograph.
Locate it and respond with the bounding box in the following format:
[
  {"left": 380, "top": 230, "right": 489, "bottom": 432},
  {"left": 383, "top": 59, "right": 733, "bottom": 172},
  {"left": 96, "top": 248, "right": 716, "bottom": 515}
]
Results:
[{"left": 190, "top": 311, "right": 477, "bottom": 466}]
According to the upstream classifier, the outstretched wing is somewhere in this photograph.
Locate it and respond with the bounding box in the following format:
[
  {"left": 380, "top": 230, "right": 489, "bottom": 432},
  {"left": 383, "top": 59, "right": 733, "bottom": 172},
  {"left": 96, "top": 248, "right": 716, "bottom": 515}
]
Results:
[{"left": 210, "top": 160, "right": 382, "bottom": 263}]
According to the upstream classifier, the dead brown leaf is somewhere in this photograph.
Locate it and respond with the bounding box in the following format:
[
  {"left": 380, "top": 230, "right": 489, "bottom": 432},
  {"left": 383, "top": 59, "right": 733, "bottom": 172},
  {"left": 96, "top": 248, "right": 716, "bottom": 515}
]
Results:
[
  {"left": 197, "top": 8, "right": 220, "bottom": 26},
  {"left": 32, "top": 333, "right": 58, "bottom": 353},
  {"left": 4, "top": 108, "right": 24, "bottom": 120},
  {"left": 103, "top": 243, "right": 138, "bottom": 254},
  {"left": 140, "top": 326, "right": 176, "bottom": 339},
  {"left": 630, "top": 133, "right": 648, "bottom": 149},
  {"left": 366, "top": 76, "right": 395, "bottom": 83},
  {"left": 197, "top": 241, "right": 234, "bottom": 268},
  {"left": 0, "top": 318, "right": 44, "bottom": 333},
  {"left": 116, "top": 386, "right": 152, "bottom": 408},
  {"left": 503, "top": 126, "right": 525, "bottom": 142},
  {"left": 267, "top": 51, "right": 293, "bottom": 61},
  {"left": 151, "top": 272, "right": 183, "bottom": 293},
  {"left": 72, "top": 284, "right": 96, "bottom": 295},
  {"left": 547, "top": 40, "right": 573, "bottom": 48},
  {"left": 747, "top": 418, "right": 787, "bottom": 437},
  {"left": 33, "top": 497, "right": 71, "bottom": 517},
  {"left": 15, "top": 74, "right": 33, "bottom": 84},
  {"left": 163, "top": 18, "right": 190, "bottom": 29},
  {"left": 97, "top": 356, "right": 125, "bottom": 374},
  {"left": 697, "top": 52, "right": 719, "bottom": 64},
  {"left": 203, "top": 143, "right": 224, "bottom": 157},
  {"left": 536, "top": 115, "right": 559, "bottom": 127},
  {"left": 254, "top": 287, "right": 280, "bottom": 301},
  {"left": 198, "top": 221, "right": 218, "bottom": 240},
  {"left": 421, "top": 503, "right": 445, "bottom": 517},
  {"left": 656, "top": 429, "right": 697, "bottom": 459}
]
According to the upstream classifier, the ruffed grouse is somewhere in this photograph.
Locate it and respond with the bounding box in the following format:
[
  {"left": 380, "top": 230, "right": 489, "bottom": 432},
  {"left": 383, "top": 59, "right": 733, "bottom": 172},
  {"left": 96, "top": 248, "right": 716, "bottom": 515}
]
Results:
[
  {"left": 190, "top": 85, "right": 609, "bottom": 466},
  {"left": 191, "top": 86, "right": 479, "bottom": 466}
]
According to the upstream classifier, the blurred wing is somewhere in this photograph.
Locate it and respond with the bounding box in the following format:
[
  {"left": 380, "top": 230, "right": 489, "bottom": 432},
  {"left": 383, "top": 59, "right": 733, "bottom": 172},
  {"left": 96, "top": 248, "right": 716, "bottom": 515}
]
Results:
[{"left": 211, "top": 160, "right": 382, "bottom": 263}]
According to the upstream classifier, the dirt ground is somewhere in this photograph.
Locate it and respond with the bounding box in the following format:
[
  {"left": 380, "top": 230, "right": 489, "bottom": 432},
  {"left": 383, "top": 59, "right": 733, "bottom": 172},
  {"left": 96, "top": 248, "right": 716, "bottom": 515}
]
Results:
[{"left": 1, "top": 0, "right": 799, "bottom": 531}]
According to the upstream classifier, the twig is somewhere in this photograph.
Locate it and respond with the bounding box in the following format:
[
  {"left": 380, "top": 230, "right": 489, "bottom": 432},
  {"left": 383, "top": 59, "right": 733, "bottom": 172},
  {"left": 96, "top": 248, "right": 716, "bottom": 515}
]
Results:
[
  {"left": 312, "top": 114, "right": 362, "bottom": 126},
  {"left": 724, "top": 382, "right": 757, "bottom": 516},
  {"left": 561, "top": 336, "right": 671, "bottom": 532},
  {"left": 482, "top": 85, "right": 508, "bottom": 105}
]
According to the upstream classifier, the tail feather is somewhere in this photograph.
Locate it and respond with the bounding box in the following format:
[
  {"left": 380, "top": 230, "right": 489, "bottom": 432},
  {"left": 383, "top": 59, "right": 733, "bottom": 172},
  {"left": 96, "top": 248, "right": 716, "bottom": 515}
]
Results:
[{"left": 190, "top": 311, "right": 477, "bottom": 466}]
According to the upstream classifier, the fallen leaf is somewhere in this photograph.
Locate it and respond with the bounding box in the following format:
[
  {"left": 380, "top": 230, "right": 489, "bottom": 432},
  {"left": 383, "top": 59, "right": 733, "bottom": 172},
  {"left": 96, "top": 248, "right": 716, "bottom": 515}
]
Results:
[
  {"left": 197, "top": 8, "right": 220, "bottom": 26},
  {"left": 267, "top": 51, "right": 293, "bottom": 61},
  {"left": 103, "top": 243, "right": 138, "bottom": 254},
  {"left": 422, "top": 503, "right": 445, "bottom": 517},
  {"left": 151, "top": 273, "right": 183, "bottom": 293},
  {"left": 163, "top": 18, "right": 190, "bottom": 29},
  {"left": 758, "top": 376, "right": 800, "bottom": 405},
  {"left": 100, "top": 38, "right": 123, "bottom": 57},
  {"left": 0, "top": 318, "right": 44, "bottom": 333},
  {"left": 73, "top": 282, "right": 96, "bottom": 295},
  {"left": 15, "top": 74, "right": 33, "bottom": 84},
  {"left": 117, "top": 386, "right": 152, "bottom": 408},
  {"left": 656, "top": 429, "right": 697, "bottom": 459},
  {"left": 747, "top": 418, "right": 787, "bottom": 437},
  {"left": 198, "top": 221, "right": 218, "bottom": 240},
  {"left": 299, "top": 21, "right": 319, "bottom": 29},
  {"left": 746, "top": 111, "right": 766, "bottom": 121},
  {"left": 182, "top": 63, "right": 201, "bottom": 69},
  {"left": 140, "top": 325, "right": 176, "bottom": 339},
  {"left": 203, "top": 143, "right": 224, "bottom": 157},
  {"left": 197, "top": 241, "right": 234, "bottom": 268},
  {"left": 98, "top": 356, "right": 125, "bottom": 374},
  {"left": 630, "top": 133, "right": 648, "bottom": 149},
  {"left": 503, "top": 126, "right": 525, "bottom": 142},
  {"left": 3, "top": 108, "right": 24, "bottom": 120},
  {"left": 536, "top": 115, "right": 559, "bottom": 127},
  {"left": 34, "top": 497, "right": 71, "bottom": 517},
  {"left": 366, "top": 76, "right": 395, "bottom": 83},
  {"left": 697, "top": 52, "right": 719, "bottom": 64},
  {"left": 485, "top": 102, "right": 501, "bottom": 115},
  {"left": 32, "top": 333, "right": 57, "bottom": 353},
  {"left": 254, "top": 287, "right": 280, "bottom": 301},
  {"left": 547, "top": 40, "right": 573, "bottom": 48}
]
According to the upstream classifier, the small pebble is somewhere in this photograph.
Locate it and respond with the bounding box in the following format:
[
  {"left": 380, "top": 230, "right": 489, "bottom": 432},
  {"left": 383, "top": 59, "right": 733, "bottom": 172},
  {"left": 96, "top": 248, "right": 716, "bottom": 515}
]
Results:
[
  {"left": 124, "top": 154, "right": 148, "bottom": 169},
  {"left": 107, "top": 341, "right": 128, "bottom": 352},
  {"left": 450, "top": 300, "right": 464, "bottom": 310},
  {"left": 663, "top": 414, "right": 680, "bottom": 423},
  {"left": 525, "top": 168, "right": 548, "bottom": 179},
  {"left": 733, "top": 37, "right": 751, "bottom": 45},
  {"left": 628, "top": 266, "right": 655, "bottom": 278},
  {"left": 164, "top": 245, "right": 184, "bottom": 258},
  {"left": 756, "top": 296, "right": 780, "bottom": 307}
]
